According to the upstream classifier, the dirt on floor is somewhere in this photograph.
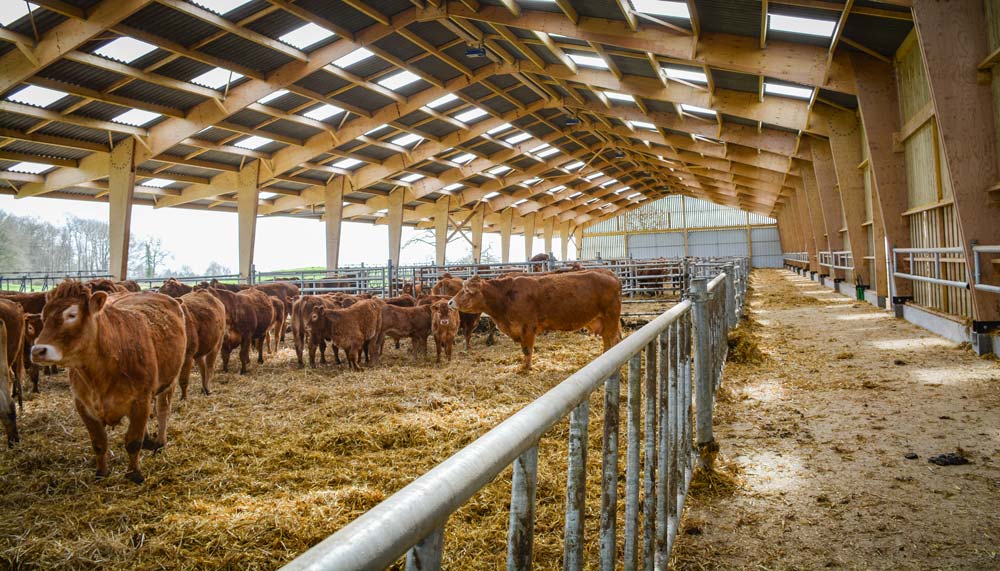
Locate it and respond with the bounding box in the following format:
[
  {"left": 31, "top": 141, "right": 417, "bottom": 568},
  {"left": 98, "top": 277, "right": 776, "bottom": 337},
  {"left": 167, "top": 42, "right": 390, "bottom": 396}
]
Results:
[{"left": 672, "top": 269, "right": 1000, "bottom": 571}]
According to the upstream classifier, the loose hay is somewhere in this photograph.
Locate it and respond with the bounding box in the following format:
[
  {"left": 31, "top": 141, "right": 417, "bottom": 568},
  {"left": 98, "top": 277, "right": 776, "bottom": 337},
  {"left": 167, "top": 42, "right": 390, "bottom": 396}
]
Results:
[{"left": 726, "top": 317, "right": 766, "bottom": 366}]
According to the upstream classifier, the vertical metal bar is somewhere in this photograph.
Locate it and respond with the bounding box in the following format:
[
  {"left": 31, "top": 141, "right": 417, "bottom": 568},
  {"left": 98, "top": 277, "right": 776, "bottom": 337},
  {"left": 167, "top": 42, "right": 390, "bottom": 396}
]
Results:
[
  {"left": 623, "top": 353, "right": 642, "bottom": 571},
  {"left": 599, "top": 372, "right": 621, "bottom": 571},
  {"left": 723, "top": 263, "right": 736, "bottom": 329},
  {"left": 405, "top": 524, "right": 445, "bottom": 571},
  {"left": 690, "top": 278, "right": 714, "bottom": 459},
  {"left": 507, "top": 445, "right": 539, "bottom": 571},
  {"left": 642, "top": 341, "right": 657, "bottom": 571},
  {"left": 681, "top": 314, "right": 692, "bottom": 489},
  {"left": 563, "top": 399, "right": 589, "bottom": 571},
  {"left": 655, "top": 326, "right": 671, "bottom": 571}
]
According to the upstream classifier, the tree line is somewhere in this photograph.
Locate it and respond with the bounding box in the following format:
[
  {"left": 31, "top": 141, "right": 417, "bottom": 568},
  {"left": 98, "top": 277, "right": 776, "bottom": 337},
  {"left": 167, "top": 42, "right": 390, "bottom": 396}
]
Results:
[{"left": 0, "top": 211, "right": 231, "bottom": 278}]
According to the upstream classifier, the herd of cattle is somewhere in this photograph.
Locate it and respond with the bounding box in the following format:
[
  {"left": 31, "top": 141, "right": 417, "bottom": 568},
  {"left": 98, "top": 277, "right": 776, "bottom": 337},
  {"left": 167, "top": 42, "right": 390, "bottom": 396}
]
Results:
[{"left": 0, "top": 267, "right": 622, "bottom": 484}]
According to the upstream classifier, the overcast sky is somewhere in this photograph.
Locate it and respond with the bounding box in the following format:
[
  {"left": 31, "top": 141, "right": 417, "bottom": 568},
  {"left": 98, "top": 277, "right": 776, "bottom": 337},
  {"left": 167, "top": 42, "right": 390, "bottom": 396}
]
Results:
[{"left": 0, "top": 195, "right": 549, "bottom": 273}]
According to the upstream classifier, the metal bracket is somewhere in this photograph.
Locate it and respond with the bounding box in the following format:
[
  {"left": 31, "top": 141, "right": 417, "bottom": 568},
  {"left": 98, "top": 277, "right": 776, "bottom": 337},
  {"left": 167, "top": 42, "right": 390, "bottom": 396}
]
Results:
[
  {"left": 892, "top": 296, "right": 912, "bottom": 305},
  {"left": 972, "top": 321, "right": 1000, "bottom": 334}
]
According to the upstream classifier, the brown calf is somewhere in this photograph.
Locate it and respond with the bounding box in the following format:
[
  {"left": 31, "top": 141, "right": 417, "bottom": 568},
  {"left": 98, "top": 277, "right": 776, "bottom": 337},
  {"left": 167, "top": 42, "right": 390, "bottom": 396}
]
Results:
[
  {"left": 0, "top": 291, "right": 46, "bottom": 314},
  {"left": 237, "top": 288, "right": 274, "bottom": 367},
  {"left": 22, "top": 313, "right": 43, "bottom": 393},
  {"left": 431, "top": 300, "right": 460, "bottom": 363},
  {"left": 303, "top": 295, "right": 345, "bottom": 368},
  {"left": 429, "top": 276, "right": 484, "bottom": 352},
  {"left": 312, "top": 299, "right": 382, "bottom": 370},
  {"left": 84, "top": 278, "right": 128, "bottom": 294},
  {"left": 199, "top": 287, "right": 258, "bottom": 375},
  {"left": 379, "top": 304, "right": 431, "bottom": 357},
  {"left": 264, "top": 295, "right": 286, "bottom": 353},
  {"left": 31, "top": 282, "right": 187, "bottom": 483},
  {"left": 208, "top": 279, "right": 248, "bottom": 292},
  {"left": 178, "top": 290, "right": 227, "bottom": 398},
  {"left": 0, "top": 322, "right": 17, "bottom": 447},
  {"left": 158, "top": 278, "right": 192, "bottom": 298},
  {"left": 118, "top": 280, "right": 142, "bottom": 292},
  {"left": 0, "top": 300, "right": 24, "bottom": 410}
]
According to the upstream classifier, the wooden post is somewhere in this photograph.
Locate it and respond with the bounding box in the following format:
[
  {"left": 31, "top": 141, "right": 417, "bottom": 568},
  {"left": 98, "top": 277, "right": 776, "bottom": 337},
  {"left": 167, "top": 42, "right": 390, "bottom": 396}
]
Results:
[
  {"left": 574, "top": 224, "right": 583, "bottom": 259},
  {"left": 523, "top": 212, "right": 536, "bottom": 260},
  {"left": 108, "top": 137, "right": 135, "bottom": 281},
  {"left": 560, "top": 220, "right": 571, "bottom": 260},
  {"left": 388, "top": 188, "right": 405, "bottom": 268},
  {"left": 822, "top": 109, "right": 871, "bottom": 286},
  {"left": 435, "top": 196, "right": 449, "bottom": 266},
  {"left": 471, "top": 204, "right": 484, "bottom": 263},
  {"left": 851, "top": 52, "right": 912, "bottom": 298},
  {"left": 237, "top": 160, "right": 260, "bottom": 282},
  {"left": 913, "top": 0, "right": 1000, "bottom": 322},
  {"left": 500, "top": 207, "right": 513, "bottom": 263},
  {"left": 323, "top": 179, "right": 344, "bottom": 271},
  {"left": 811, "top": 140, "right": 848, "bottom": 280},
  {"left": 794, "top": 182, "right": 820, "bottom": 272},
  {"left": 681, "top": 196, "right": 689, "bottom": 257},
  {"left": 745, "top": 211, "right": 753, "bottom": 263},
  {"left": 543, "top": 216, "right": 554, "bottom": 256}
]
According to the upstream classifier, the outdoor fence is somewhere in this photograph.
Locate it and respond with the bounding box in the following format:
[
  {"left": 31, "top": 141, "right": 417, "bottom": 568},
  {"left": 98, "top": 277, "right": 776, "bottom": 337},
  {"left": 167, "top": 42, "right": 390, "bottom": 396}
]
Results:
[{"left": 277, "top": 261, "right": 747, "bottom": 571}]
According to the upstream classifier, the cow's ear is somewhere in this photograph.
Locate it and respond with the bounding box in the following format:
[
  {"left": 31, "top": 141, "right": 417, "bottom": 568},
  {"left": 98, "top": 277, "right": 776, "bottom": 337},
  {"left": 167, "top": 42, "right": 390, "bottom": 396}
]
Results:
[{"left": 88, "top": 291, "right": 109, "bottom": 314}]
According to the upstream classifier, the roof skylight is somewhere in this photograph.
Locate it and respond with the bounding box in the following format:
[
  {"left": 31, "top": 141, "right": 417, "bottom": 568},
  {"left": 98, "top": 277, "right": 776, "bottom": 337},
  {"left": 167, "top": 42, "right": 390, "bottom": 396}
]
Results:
[
  {"left": 488, "top": 165, "right": 512, "bottom": 175},
  {"left": 663, "top": 67, "right": 708, "bottom": 84},
  {"left": 487, "top": 123, "right": 512, "bottom": 135},
  {"left": 483, "top": 191, "right": 501, "bottom": 199},
  {"left": 764, "top": 81, "right": 813, "bottom": 100},
  {"left": 426, "top": 94, "right": 459, "bottom": 109},
  {"left": 7, "top": 162, "right": 51, "bottom": 174},
  {"left": 400, "top": 173, "right": 425, "bottom": 183},
  {"left": 629, "top": 120, "right": 657, "bottom": 131},
  {"left": 768, "top": 13, "right": 837, "bottom": 38},
  {"left": 333, "top": 158, "right": 362, "bottom": 169},
  {"left": 234, "top": 136, "right": 273, "bottom": 150},
  {"left": 442, "top": 183, "right": 464, "bottom": 191},
  {"left": 279, "top": 23, "right": 334, "bottom": 50},
  {"left": 257, "top": 89, "right": 289, "bottom": 105},
  {"left": 303, "top": 104, "right": 343, "bottom": 121},
  {"left": 191, "top": 67, "right": 244, "bottom": 89},
  {"left": 189, "top": 0, "right": 252, "bottom": 15},
  {"left": 112, "top": 109, "right": 162, "bottom": 126},
  {"left": 332, "top": 48, "right": 374, "bottom": 69},
  {"left": 629, "top": 0, "right": 689, "bottom": 18},
  {"left": 569, "top": 191, "right": 583, "bottom": 198},
  {"left": 549, "top": 185, "right": 566, "bottom": 193},
  {"left": 567, "top": 53, "right": 608, "bottom": 69},
  {"left": 505, "top": 132, "right": 532, "bottom": 144},
  {"left": 6, "top": 85, "right": 68, "bottom": 108},
  {"left": 0, "top": 2, "right": 37, "bottom": 27},
  {"left": 585, "top": 172, "right": 604, "bottom": 181},
  {"left": 626, "top": 192, "right": 642, "bottom": 199},
  {"left": 564, "top": 161, "right": 585, "bottom": 171},
  {"left": 391, "top": 133, "right": 424, "bottom": 147},
  {"left": 513, "top": 199, "right": 528, "bottom": 206},
  {"left": 535, "top": 147, "right": 560, "bottom": 158},
  {"left": 366, "top": 124, "right": 389, "bottom": 135},
  {"left": 693, "top": 134, "right": 724, "bottom": 144},
  {"left": 454, "top": 107, "right": 488, "bottom": 123},
  {"left": 453, "top": 153, "right": 476, "bottom": 164},
  {"left": 680, "top": 103, "right": 716, "bottom": 116},
  {"left": 94, "top": 37, "right": 158, "bottom": 63},
  {"left": 600, "top": 179, "right": 619, "bottom": 188},
  {"left": 140, "top": 178, "right": 174, "bottom": 188},
  {"left": 604, "top": 91, "right": 635, "bottom": 103},
  {"left": 378, "top": 70, "right": 421, "bottom": 91},
  {"left": 522, "top": 177, "right": 542, "bottom": 186}
]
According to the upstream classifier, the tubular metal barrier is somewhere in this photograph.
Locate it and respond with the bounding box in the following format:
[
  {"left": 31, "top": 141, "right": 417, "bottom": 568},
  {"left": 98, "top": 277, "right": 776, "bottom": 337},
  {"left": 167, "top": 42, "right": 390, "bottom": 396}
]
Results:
[
  {"left": 279, "top": 262, "right": 747, "bottom": 571},
  {"left": 892, "top": 247, "right": 969, "bottom": 290},
  {"left": 971, "top": 244, "right": 1000, "bottom": 295}
]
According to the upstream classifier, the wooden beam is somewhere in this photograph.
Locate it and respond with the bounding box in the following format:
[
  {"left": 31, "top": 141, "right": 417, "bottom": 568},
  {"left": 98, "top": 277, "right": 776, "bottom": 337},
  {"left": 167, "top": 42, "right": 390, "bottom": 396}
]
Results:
[
  {"left": 108, "top": 137, "right": 136, "bottom": 280},
  {"left": 500, "top": 207, "right": 513, "bottom": 262},
  {"left": 523, "top": 211, "right": 535, "bottom": 259},
  {"left": 237, "top": 160, "right": 261, "bottom": 281},
  {"left": 435, "top": 196, "right": 450, "bottom": 265},
  {"left": 324, "top": 178, "right": 345, "bottom": 270}
]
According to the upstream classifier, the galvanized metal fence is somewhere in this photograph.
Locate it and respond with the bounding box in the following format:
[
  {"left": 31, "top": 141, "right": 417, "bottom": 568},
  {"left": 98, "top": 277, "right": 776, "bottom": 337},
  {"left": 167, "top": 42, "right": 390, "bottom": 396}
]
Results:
[
  {"left": 971, "top": 244, "right": 1000, "bottom": 295},
  {"left": 0, "top": 270, "right": 112, "bottom": 292},
  {"left": 279, "top": 261, "right": 748, "bottom": 571}
]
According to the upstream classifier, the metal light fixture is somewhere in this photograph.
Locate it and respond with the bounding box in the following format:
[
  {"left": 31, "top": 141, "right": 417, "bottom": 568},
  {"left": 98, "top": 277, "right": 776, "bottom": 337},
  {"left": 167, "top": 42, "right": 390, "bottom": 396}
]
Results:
[
  {"left": 565, "top": 117, "right": 580, "bottom": 126},
  {"left": 465, "top": 45, "right": 487, "bottom": 58},
  {"left": 613, "top": 150, "right": 625, "bottom": 159}
]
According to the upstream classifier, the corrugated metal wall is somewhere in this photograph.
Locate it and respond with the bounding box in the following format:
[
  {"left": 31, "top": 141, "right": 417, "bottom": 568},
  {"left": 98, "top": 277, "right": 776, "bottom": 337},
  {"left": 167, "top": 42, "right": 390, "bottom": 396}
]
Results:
[{"left": 582, "top": 196, "right": 783, "bottom": 266}]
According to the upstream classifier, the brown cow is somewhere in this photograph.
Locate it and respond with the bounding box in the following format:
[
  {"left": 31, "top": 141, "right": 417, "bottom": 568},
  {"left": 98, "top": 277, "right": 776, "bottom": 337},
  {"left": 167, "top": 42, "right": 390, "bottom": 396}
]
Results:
[
  {"left": 84, "top": 278, "right": 128, "bottom": 294},
  {"left": 22, "top": 313, "right": 43, "bottom": 393},
  {"left": 379, "top": 304, "right": 431, "bottom": 357},
  {"left": 255, "top": 281, "right": 299, "bottom": 346},
  {"left": 158, "top": 278, "right": 192, "bottom": 298},
  {"left": 0, "top": 299, "right": 24, "bottom": 409},
  {"left": 237, "top": 288, "right": 274, "bottom": 367},
  {"left": 199, "top": 287, "right": 260, "bottom": 375},
  {"left": 449, "top": 270, "right": 622, "bottom": 371},
  {"left": 0, "top": 322, "right": 17, "bottom": 447},
  {"left": 303, "top": 295, "right": 347, "bottom": 368},
  {"left": 383, "top": 294, "right": 416, "bottom": 307},
  {"left": 0, "top": 291, "right": 46, "bottom": 314},
  {"left": 178, "top": 290, "right": 226, "bottom": 398},
  {"left": 30, "top": 282, "right": 186, "bottom": 483},
  {"left": 118, "top": 280, "right": 142, "bottom": 292},
  {"left": 431, "top": 300, "right": 460, "bottom": 363},
  {"left": 430, "top": 275, "right": 483, "bottom": 351},
  {"left": 264, "top": 296, "right": 286, "bottom": 353},
  {"left": 311, "top": 299, "right": 382, "bottom": 371},
  {"left": 209, "top": 279, "right": 248, "bottom": 292}
]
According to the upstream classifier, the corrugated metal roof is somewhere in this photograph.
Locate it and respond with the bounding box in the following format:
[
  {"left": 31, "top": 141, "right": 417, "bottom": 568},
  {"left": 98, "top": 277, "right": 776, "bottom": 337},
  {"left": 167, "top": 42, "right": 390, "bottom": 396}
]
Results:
[
  {"left": 714, "top": 69, "right": 760, "bottom": 93},
  {"left": 695, "top": 0, "right": 762, "bottom": 37},
  {"left": 334, "top": 86, "right": 396, "bottom": 113}
]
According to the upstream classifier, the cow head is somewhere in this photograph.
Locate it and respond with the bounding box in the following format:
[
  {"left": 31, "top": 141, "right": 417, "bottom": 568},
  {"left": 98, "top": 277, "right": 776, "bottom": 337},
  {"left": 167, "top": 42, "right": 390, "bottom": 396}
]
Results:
[
  {"left": 0, "top": 321, "right": 18, "bottom": 448},
  {"left": 31, "top": 280, "right": 107, "bottom": 368},
  {"left": 431, "top": 299, "right": 454, "bottom": 327},
  {"left": 449, "top": 277, "right": 487, "bottom": 313},
  {"left": 23, "top": 313, "right": 42, "bottom": 346},
  {"left": 159, "top": 278, "right": 190, "bottom": 298}
]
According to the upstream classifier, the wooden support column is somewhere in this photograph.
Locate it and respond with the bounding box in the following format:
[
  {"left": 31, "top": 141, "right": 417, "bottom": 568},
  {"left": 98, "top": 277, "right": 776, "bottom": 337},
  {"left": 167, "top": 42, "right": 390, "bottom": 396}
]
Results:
[
  {"left": 108, "top": 137, "right": 136, "bottom": 281},
  {"left": 237, "top": 160, "right": 260, "bottom": 282},
  {"left": 851, "top": 52, "right": 912, "bottom": 298},
  {"left": 523, "top": 212, "right": 536, "bottom": 260},
  {"left": 681, "top": 196, "right": 689, "bottom": 257},
  {"left": 560, "top": 220, "right": 571, "bottom": 260},
  {"left": 574, "top": 225, "right": 583, "bottom": 259},
  {"left": 471, "top": 204, "right": 484, "bottom": 263},
  {"left": 794, "top": 182, "right": 821, "bottom": 272},
  {"left": 543, "top": 216, "right": 554, "bottom": 256},
  {"left": 800, "top": 158, "right": 831, "bottom": 272},
  {"left": 500, "top": 208, "right": 513, "bottom": 263},
  {"left": 435, "top": 196, "right": 449, "bottom": 266},
  {"left": 745, "top": 211, "right": 754, "bottom": 264},
  {"left": 823, "top": 109, "right": 871, "bottom": 286},
  {"left": 812, "top": 139, "right": 848, "bottom": 280},
  {"left": 388, "top": 189, "right": 405, "bottom": 268},
  {"left": 870, "top": 187, "right": 890, "bottom": 298},
  {"left": 323, "top": 179, "right": 344, "bottom": 271},
  {"left": 914, "top": 0, "right": 1000, "bottom": 322}
]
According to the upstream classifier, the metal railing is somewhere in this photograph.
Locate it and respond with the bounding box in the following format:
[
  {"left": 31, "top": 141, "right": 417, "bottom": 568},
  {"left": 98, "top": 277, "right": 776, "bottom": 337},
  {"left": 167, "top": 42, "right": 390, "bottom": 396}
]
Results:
[
  {"left": 971, "top": 244, "right": 1000, "bottom": 295},
  {"left": 818, "top": 250, "right": 853, "bottom": 271},
  {"left": 783, "top": 252, "right": 808, "bottom": 266},
  {"left": 891, "top": 247, "right": 969, "bottom": 289},
  {"left": 0, "top": 270, "right": 112, "bottom": 292},
  {"left": 279, "top": 261, "right": 747, "bottom": 571}
]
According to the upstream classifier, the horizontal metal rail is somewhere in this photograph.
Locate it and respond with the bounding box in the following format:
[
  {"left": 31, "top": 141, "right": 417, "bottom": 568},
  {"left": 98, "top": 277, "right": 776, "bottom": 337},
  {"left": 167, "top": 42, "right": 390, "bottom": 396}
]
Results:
[
  {"left": 892, "top": 246, "right": 969, "bottom": 290},
  {"left": 971, "top": 244, "right": 1000, "bottom": 294},
  {"left": 280, "top": 261, "right": 747, "bottom": 571}
]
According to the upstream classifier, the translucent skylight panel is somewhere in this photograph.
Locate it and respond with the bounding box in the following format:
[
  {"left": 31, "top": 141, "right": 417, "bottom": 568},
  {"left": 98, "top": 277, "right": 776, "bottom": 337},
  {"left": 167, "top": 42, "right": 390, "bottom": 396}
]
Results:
[
  {"left": 548, "top": 185, "right": 566, "bottom": 193},
  {"left": 191, "top": 67, "right": 244, "bottom": 89},
  {"left": 535, "top": 147, "right": 560, "bottom": 158},
  {"left": 680, "top": 103, "right": 716, "bottom": 116},
  {"left": 505, "top": 132, "right": 532, "bottom": 144},
  {"left": 529, "top": 143, "right": 550, "bottom": 153},
  {"left": 333, "top": 158, "right": 362, "bottom": 169},
  {"left": 585, "top": 172, "right": 604, "bottom": 180},
  {"left": 442, "top": 183, "right": 464, "bottom": 192},
  {"left": 8, "top": 162, "right": 51, "bottom": 174},
  {"left": 140, "top": 178, "right": 173, "bottom": 188},
  {"left": 6, "top": 85, "right": 68, "bottom": 108},
  {"left": 392, "top": 133, "right": 424, "bottom": 147},
  {"left": 564, "top": 161, "right": 584, "bottom": 171},
  {"left": 483, "top": 191, "right": 501, "bottom": 199},
  {"left": 513, "top": 199, "right": 528, "bottom": 206},
  {"left": 426, "top": 94, "right": 459, "bottom": 109},
  {"left": 629, "top": 0, "right": 689, "bottom": 18},
  {"left": 693, "top": 134, "right": 724, "bottom": 144},
  {"left": 487, "top": 123, "right": 512, "bottom": 135},
  {"left": 234, "top": 136, "right": 273, "bottom": 150},
  {"left": 303, "top": 104, "right": 343, "bottom": 121},
  {"left": 768, "top": 13, "right": 836, "bottom": 37},
  {"left": 764, "top": 82, "right": 813, "bottom": 100},
  {"left": 585, "top": 198, "right": 598, "bottom": 204},
  {"left": 662, "top": 67, "right": 707, "bottom": 84},
  {"left": 569, "top": 191, "right": 583, "bottom": 198},
  {"left": 112, "top": 109, "right": 162, "bottom": 126},
  {"left": 257, "top": 89, "right": 289, "bottom": 105},
  {"left": 600, "top": 179, "right": 619, "bottom": 188},
  {"left": 454, "top": 107, "right": 488, "bottom": 123},
  {"left": 190, "top": 0, "right": 252, "bottom": 15},
  {"left": 332, "top": 48, "right": 374, "bottom": 69},
  {"left": 400, "top": 173, "right": 424, "bottom": 183},
  {"left": 626, "top": 192, "right": 642, "bottom": 199},
  {"left": 567, "top": 53, "right": 608, "bottom": 69},
  {"left": 0, "top": 2, "right": 37, "bottom": 26},
  {"left": 453, "top": 153, "right": 476, "bottom": 164},
  {"left": 378, "top": 70, "right": 420, "bottom": 91},
  {"left": 488, "top": 165, "right": 511, "bottom": 175},
  {"left": 366, "top": 124, "right": 389, "bottom": 135},
  {"left": 523, "top": 177, "right": 542, "bottom": 186},
  {"left": 94, "top": 37, "right": 157, "bottom": 63},
  {"left": 604, "top": 91, "right": 635, "bottom": 102},
  {"left": 629, "top": 120, "right": 657, "bottom": 131},
  {"left": 279, "top": 23, "right": 334, "bottom": 50}
]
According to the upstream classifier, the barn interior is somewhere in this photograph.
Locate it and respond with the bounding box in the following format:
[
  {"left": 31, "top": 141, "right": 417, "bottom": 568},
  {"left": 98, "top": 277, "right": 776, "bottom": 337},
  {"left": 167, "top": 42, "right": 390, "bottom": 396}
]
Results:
[{"left": 1, "top": 0, "right": 999, "bottom": 569}]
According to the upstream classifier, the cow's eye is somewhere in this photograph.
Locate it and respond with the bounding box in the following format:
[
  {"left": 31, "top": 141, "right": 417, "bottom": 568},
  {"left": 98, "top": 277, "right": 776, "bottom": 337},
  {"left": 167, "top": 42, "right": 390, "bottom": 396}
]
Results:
[{"left": 62, "top": 306, "right": 79, "bottom": 323}]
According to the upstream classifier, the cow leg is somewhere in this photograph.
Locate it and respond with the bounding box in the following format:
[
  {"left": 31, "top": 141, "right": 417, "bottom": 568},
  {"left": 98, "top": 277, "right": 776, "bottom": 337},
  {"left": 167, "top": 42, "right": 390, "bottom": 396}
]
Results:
[
  {"left": 198, "top": 353, "right": 214, "bottom": 395},
  {"left": 239, "top": 336, "right": 251, "bottom": 375},
  {"left": 519, "top": 330, "right": 536, "bottom": 372},
  {"left": 29, "top": 364, "right": 39, "bottom": 393},
  {"left": 463, "top": 324, "right": 472, "bottom": 352},
  {"left": 395, "top": 338, "right": 401, "bottom": 350},
  {"left": 486, "top": 319, "right": 496, "bottom": 346},
  {"left": 446, "top": 338, "right": 453, "bottom": 362},
  {"left": 74, "top": 399, "right": 108, "bottom": 479},
  {"left": 144, "top": 385, "right": 173, "bottom": 451},
  {"left": 435, "top": 339, "right": 442, "bottom": 363},
  {"left": 332, "top": 345, "right": 341, "bottom": 365},
  {"left": 264, "top": 331, "right": 271, "bottom": 354},
  {"left": 318, "top": 339, "right": 327, "bottom": 365},
  {"left": 178, "top": 356, "right": 193, "bottom": 400},
  {"left": 123, "top": 398, "right": 152, "bottom": 484},
  {"left": 255, "top": 336, "right": 265, "bottom": 363}
]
